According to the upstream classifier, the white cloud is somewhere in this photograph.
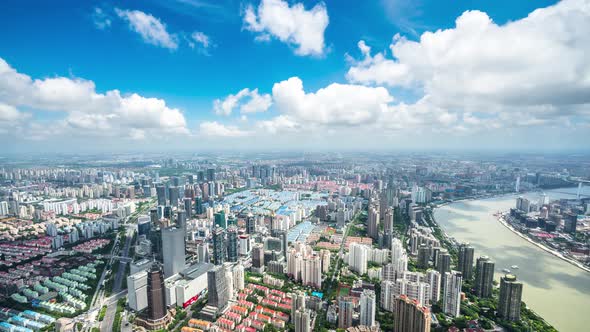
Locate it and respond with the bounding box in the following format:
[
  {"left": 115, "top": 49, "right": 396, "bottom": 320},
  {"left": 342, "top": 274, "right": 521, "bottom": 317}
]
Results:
[
  {"left": 347, "top": 0, "right": 590, "bottom": 116},
  {"left": 191, "top": 31, "right": 211, "bottom": 49},
  {"left": 256, "top": 115, "right": 300, "bottom": 134},
  {"left": 213, "top": 88, "right": 272, "bottom": 116},
  {"left": 115, "top": 8, "right": 179, "bottom": 50},
  {"left": 272, "top": 77, "right": 393, "bottom": 125},
  {"left": 92, "top": 7, "right": 112, "bottom": 30},
  {"left": 243, "top": 0, "right": 329, "bottom": 56},
  {"left": 0, "top": 57, "right": 188, "bottom": 140},
  {"left": 0, "top": 103, "right": 28, "bottom": 123},
  {"left": 199, "top": 121, "right": 251, "bottom": 137}
]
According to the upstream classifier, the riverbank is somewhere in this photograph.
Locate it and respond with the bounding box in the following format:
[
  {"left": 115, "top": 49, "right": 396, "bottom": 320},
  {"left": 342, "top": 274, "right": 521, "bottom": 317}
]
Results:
[{"left": 496, "top": 214, "right": 590, "bottom": 274}]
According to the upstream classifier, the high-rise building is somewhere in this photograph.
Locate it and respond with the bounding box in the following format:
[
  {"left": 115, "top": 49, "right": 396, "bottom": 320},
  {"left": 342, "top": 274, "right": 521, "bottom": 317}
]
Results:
[
  {"left": 252, "top": 244, "right": 264, "bottom": 271},
  {"left": 302, "top": 254, "right": 322, "bottom": 288},
  {"left": 394, "top": 294, "right": 431, "bottom": 332},
  {"left": 564, "top": 212, "right": 578, "bottom": 234},
  {"left": 227, "top": 226, "right": 238, "bottom": 262},
  {"left": 383, "top": 207, "right": 394, "bottom": 233},
  {"left": 212, "top": 226, "right": 226, "bottom": 265},
  {"left": 156, "top": 185, "right": 166, "bottom": 206},
  {"left": 458, "top": 243, "right": 475, "bottom": 280},
  {"left": 360, "top": 290, "right": 376, "bottom": 327},
  {"left": 128, "top": 270, "right": 148, "bottom": 311},
  {"left": 197, "top": 243, "right": 209, "bottom": 263},
  {"left": 291, "top": 292, "right": 306, "bottom": 318},
  {"left": 498, "top": 274, "right": 523, "bottom": 321},
  {"left": 442, "top": 271, "right": 462, "bottom": 317},
  {"left": 146, "top": 264, "right": 167, "bottom": 321},
  {"left": 207, "top": 168, "right": 216, "bottom": 182},
  {"left": 207, "top": 265, "right": 229, "bottom": 309},
  {"left": 417, "top": 244, "right": 430, "bottom": 269},
  {"left": 168, "top": 186, "right": 179, "bottom": 207},
  {"left": 183, "top": 198, "right": 192, "bottom": 218},
  {"left": 426, "top": 269, "right": 441, "bottom": 303},
  {"left": 232, "top": 263, "right": 245, "bottom": 292},
  {"left": 246, "top": 216, "right": 256, "bottom": 234},
  {"left": 161, "top": 227, "right": 185, "bottom": 278},
  {"left": 367, "top": 205, "right": 380, "bottom": 240},
  {"left": 294, "top": 309, "right": 312, "bottom": 332},
  {"left": 474, "top": 256, "right": 495, "bottom": 298},
  {"left": 176, "top": 210, "right": 187, "bottom": 234},
  {"left": 214, "top": 212, "right": 227, "bottom": 229},
  {"left": 195, "top": 197, "right": 204, "bottom": 215},
  {"left": 348, "top": 243, "right": 369, "bottom": 275},
  {"left": 338, "top": 297, "right": 353, "bottom": 329},
  {"left": 436, "top": 250, "right": 451, "bottom": 277}
]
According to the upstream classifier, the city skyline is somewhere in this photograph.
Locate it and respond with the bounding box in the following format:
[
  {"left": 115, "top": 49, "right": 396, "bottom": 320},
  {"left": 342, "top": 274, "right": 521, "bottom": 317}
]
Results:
[{"left": 2, "top": 0, "right": 589, "bottom": 152}]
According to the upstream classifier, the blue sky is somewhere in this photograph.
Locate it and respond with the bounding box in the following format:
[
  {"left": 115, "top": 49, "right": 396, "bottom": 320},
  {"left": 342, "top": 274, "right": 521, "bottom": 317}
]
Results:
[{"left": 1, "top": 0, "right": 588, "bottom": 152}]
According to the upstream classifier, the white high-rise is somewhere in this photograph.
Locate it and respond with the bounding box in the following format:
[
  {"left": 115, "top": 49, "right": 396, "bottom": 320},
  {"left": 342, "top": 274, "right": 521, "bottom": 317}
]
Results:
[
  {"left": 393, "top": 278, "right": 430, "bottom": 306},
  {"left": 426, "top": 269, "right": 442, "bottom": 303},
  {"left": 360, "top": 289, "right": 376, "bottom": 327},
  {"left": 233, "top": 263, "right": 245, "bottom": 292},
  {"left": 348, "top": 243, "right": 369, "bottom": 275},
  {"left": 380, "top": 280, "right": 396, "bottom": 312},
  {"left": 302, "top": 255, "right": 322, "bottom": 288},
  {"left": 442, "top": 271, "right": 463, "bottom": 317}
]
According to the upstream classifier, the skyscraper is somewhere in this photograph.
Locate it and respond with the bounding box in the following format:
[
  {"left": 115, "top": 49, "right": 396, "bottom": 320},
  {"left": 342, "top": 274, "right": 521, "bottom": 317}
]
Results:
[
  {"left": 394, "top": 294, "right": 431, "bottom": 332},
  {"left": 252, "top": 244, "right": 264, "bottom": 271},
  {"left": 168, "top": 186, "right": 179, "bottom": 207},
  {"left": 348, "top": 243, "right": 369, "bottom": 275},
  {"left": 367, "top": 205, "right": 380, "bottom": 240},
  {"left": 426, "top": 269, "right": 441, "bottom": 303},
  {"left": 207, "top": 265, "right": 229, "bottom": 309},
  {"left": 442, "top": 271, "right": 462, "bottom": 317},
  {"left": 156, "top": 185, "right": 166, "bottom": 206},
  {"left": 474, "top": 256, "right": 495, "bottom": 298},
  {"left": 498, "top": 274, "right": 523, "bottom": 321},
  {"left": 176, "top": 210, "right": 187, "bottom": 234},
  {"left": 383, "top": 207, "right": 394, "bottom": 233},
  {"left": 436, "top": 250, "right": 451, "bottom": 277},
  {"left": 458, "top": 243, "right": 475, "bottom": 280},
  {"left": 360, "top": 289, "right": 376, "bottom": 327},
  {"left": 212, "top": 226, "right": 226, "bottom": 265},
  {"left": 417, "top": 244, "right": 430, "bottom": 269},
  {"left": 207, "top": 168, "right": 215, "bottom": 182},
  {"left": 227, "top": 226, "right": 238, "bottom": 262},
  {"left": 338, "top": 297, "right": 353, "bottom": 329},
  {"left": 146, "top": 264, "right": 166, "bottom": 321},
  {"left": 161, "top": 227, "right": 185, "bottom": 278},
  {"left": 246, "top": 216, "right": 256, "bottom": 234},
  {"left": 214, "top": 212, "right": 227, "bottom": 229},
  {"left": 183, "top": 198, "right": 192, "bottom": 218},
  {"left": 195, "top": 196, "right": 204, "bottom": 215}
]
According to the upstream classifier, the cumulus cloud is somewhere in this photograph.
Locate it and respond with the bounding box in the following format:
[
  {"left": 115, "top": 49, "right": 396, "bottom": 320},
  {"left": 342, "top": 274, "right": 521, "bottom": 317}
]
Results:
[
  {"left": 272, "top": 77, "right": 393, "bottom": 125},
  {"left": 0, "top": 57, "right": 188, "bottom": 140},
  {"left": 191, "top": 31, "right": 211, "bottom": 49},
  {"left": 243, "top": 0, "right": 329, "bottom": 56},
  {"left": 213, "top": 88, "right": 272, "bottom": 116},
  {"left": 115, "top": 8, "right": 179, "bottom": 50},
  {"left": 347, "top": 0, "right": 590, "bottom": 116},
  {"left": 199, "top": 121, "right": 251, "bottom": 137}
]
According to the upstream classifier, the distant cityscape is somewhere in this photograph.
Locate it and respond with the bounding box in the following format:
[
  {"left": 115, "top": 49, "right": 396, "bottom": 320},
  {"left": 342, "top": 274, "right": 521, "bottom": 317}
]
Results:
[{"left": 0, "top": 153, "right": 587, "bottom": 332}]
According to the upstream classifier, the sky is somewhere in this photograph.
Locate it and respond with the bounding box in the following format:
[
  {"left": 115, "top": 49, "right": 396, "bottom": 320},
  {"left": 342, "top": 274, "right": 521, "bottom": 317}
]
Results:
[{"left": 0, "top": 0, "right": 589, "bottom": 153}]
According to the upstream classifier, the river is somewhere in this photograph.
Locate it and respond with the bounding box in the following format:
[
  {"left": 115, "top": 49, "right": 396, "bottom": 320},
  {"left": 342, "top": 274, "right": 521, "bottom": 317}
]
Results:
[{"left": 433, "top": 187, "right": 590, "bottom": 332}]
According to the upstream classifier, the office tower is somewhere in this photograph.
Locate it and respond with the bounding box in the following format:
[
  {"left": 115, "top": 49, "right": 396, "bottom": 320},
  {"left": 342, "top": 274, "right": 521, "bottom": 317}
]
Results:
[
  {"left": 239, "top": 234, "right": 251, "bottom": 256},
  {"left": 564, "top": 212, "right": 578, "bottom": 234},
  {"left": 417, "top": 244, "right": 430, "bottom": 269},
  {"left": 183, "top": 198, "right": 192, "bottom": 218},
  {"left": 197, "top": 170, "right": 205, "bottom": 182},
  {"left": 475, "top": 256, "right": 495, "bottom": 298},
  {"left": 458, "top": 243, "right": 475, "bottom": 280},
  {"left": 156, "top": 185, "right": 166, "bottom": 206},
  {"left": 246, "top": 216, "right": 256, "bottom": 234},
  {"left": 498, "top": 274, "right": 523, "bottom": 321},
  {"left": 224, "top": 262, "right": 235, "bottom": 300},
  {"left": 207, "top": 168, "right": 215, "bottom": 181},
  {"left": 138, "top": 216, "right": 151, "bottom": 237},
  {"left": 442, "top": 271, "right": 462, "bottom": 317},
  {"left": 212, "top": 226, "right": 226, "bottom": 265},
  {"left": 367, "top": 205, "right": 380, "bottom": 240},
  {"left": 169, "top": 186, "right": 179, "bottom": 207},
  {"left": 252, "top": 244, "right": 264, "bottom": 270},
  {"left": 146, "top": 264, "right": 167, "bottom": 321},
  {"left": 163, "top": 205, "right": 172, "bottom": 219},
  {"left": 338, "top": 297, "right": 353, "bottom": 329},
  {"left": 436, "top": 250, "right": 451, "bottom": 277},
  {"left": 265, "top": 237, "right": 282, "bottom": 252},
  {"left": 294, "top": 309, "right": 312, "bottom": 332},
  {"left": 176, "top": 210, "right": 187, "bottom": 234},
  {"left": 150, "top": 208, "right": 158, "bottom": 225},
  {"left": 195, "top": 197, "right": 204, "bottom": 215},
  {"left": 348, "top": 243, "right": 369, "bottom": 275},
  {"left": 360, "top": 290, "right": 376, "bottom": 327},
  {"left": 214, "top": 212, "right": 227, "bottom": 229},
  {"left": 128, "top": 271, "right": 148, "bottom": 311},
  {"left": 227, "top": 226, "right": 238, "bottom": 262},
  {"left": 394, "top": 294, "right": 431, "bottom": 332},
  {"left": 426, "top": 270, "right": 441, "bottom": 303},
  {"left": 207, "top": 265, "right": 229, "bottom": 309},
  {"left": 161, "top": 227, "right": 185, "bottom": 278},
  {"left": 197, "top": 243, "right": 209, "bottom": 263}
]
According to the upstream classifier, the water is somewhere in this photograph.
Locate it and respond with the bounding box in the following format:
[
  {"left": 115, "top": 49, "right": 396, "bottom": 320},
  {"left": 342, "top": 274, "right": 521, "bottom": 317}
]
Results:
[{"left": 433, "top": 187, "right": 590, "bottom": 332}]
